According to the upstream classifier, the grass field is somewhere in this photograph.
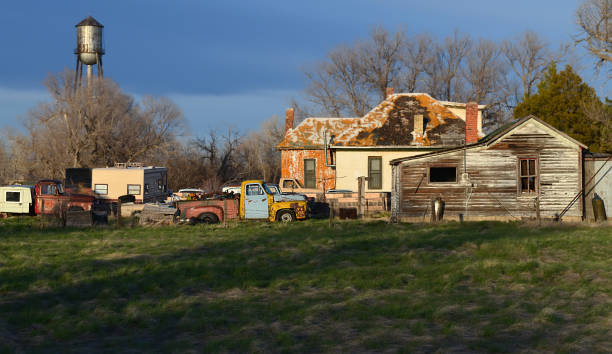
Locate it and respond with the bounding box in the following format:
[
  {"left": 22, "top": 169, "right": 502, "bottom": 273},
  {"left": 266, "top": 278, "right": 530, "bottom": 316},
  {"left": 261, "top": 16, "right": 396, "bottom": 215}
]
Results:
[{"left": 0, "top": 217, "right": 610, "bottom": 352}]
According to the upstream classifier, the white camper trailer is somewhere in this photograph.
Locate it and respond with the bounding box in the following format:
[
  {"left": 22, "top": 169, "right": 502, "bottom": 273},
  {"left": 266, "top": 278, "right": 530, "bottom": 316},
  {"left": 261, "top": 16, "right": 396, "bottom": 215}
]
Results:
[{"left": 0, "top": 185, "right": 35, "bottom": 215}]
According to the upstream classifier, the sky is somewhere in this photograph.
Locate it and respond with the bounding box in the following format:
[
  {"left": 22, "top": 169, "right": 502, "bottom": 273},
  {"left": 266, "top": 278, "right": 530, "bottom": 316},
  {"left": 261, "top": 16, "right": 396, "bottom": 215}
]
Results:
[{"left": 0, "top": 0, "right": 608, "bottom": 137}]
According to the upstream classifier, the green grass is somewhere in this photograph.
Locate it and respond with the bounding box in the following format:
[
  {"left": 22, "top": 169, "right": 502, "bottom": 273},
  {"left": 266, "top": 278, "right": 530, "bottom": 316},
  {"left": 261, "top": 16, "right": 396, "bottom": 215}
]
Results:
[{"left": 0, "top": 217, "right": 610, "bottom": 352}]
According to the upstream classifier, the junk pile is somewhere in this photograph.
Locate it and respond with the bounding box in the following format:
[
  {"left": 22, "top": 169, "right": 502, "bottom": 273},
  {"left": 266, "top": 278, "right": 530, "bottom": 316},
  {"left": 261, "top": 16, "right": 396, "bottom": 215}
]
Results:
[{"left": 138, "top": 204, "right": 177, "bottom": 226}]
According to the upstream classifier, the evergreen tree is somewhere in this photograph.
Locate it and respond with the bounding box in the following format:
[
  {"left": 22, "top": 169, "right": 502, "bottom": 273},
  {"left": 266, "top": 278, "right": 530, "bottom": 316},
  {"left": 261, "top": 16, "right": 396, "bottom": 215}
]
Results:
[{"left": 514, "top": 63, "right": 606, "bottom": 152}]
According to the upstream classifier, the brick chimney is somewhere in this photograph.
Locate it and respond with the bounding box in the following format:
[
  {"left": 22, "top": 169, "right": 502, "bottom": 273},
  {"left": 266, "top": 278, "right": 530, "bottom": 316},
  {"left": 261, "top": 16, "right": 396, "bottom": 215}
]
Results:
[
  {"left": 386, "top": 87, "right": 394, "bottom": 98},
  {"left": 285, "top": 108, "right": 294, "bottom": 135},
  {"left": 465, "top": 102, "right": 479, "bottom": 144}
]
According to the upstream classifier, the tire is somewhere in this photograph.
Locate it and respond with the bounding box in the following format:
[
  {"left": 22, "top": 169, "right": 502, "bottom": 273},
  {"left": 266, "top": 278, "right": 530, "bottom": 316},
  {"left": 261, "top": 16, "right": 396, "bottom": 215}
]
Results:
[
  {"left": 276, "top": 210, "right": 296, "bottom": 222},
  {"left": 198, "top": 212, "right": 219, "bottom": 224}
]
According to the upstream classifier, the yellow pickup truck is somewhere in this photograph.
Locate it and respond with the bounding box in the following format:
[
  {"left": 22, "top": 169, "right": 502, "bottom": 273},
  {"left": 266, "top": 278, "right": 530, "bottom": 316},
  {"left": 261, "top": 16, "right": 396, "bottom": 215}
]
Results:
[{"left": 176, "top": 180, "right": 308, "bottom": 223}]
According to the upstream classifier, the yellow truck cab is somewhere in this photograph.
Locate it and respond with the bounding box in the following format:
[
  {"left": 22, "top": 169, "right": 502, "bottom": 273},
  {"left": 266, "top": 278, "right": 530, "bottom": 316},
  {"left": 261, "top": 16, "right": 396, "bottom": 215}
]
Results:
[{"left": 240, "top": 180, "right": 307, "bottom": 222}]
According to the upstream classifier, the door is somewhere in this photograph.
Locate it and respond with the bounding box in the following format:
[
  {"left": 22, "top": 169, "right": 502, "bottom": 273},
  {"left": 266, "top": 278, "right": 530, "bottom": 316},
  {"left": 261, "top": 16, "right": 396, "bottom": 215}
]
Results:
[
  {"left": 3, "top": 191, "right": 23, "bottom": 213},
  {"left": 244, "top": 183, "right": 269, "bottom": 219}
]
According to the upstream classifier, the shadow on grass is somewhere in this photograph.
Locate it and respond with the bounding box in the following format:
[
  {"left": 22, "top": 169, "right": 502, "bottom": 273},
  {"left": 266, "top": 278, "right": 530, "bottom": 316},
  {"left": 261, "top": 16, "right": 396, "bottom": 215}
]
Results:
[{"left": 0, "top": 220, "right": 609, "bottom": 352}]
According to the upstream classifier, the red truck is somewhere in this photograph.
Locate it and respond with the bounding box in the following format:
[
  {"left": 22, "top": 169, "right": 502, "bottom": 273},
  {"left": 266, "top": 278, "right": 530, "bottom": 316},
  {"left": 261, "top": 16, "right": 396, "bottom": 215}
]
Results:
[{"left": 34, "top": 179, "right": 96, "bottom": 215}]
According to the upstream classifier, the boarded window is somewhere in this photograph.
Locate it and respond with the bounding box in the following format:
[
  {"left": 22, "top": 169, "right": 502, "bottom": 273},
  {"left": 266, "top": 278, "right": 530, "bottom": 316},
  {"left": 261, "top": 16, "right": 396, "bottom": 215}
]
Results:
[
  {"left": 304, "top": 159, "right": 316, "bottom": 188},
  {"left": 519, "top": 158, "right": 537, "bottom": 194},
  {"left": 127, "top": 184, "right": 141, "bottom": 195},
  {"left": 430, "top": 167, "right": 457, "bottom": 183},
  {"left": 94, "top": 184, "right": 108, "bottom": 195},
  {"left": 368, "top": 156, "right": 382, "bottom": 189},
  {"left": 5, "top": 192, "right": 20, "bottom": 202}
]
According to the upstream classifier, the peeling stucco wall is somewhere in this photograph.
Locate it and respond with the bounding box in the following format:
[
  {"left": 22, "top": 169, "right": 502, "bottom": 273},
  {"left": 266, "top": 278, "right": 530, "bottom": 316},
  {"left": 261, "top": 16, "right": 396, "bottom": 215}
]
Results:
[{"left": 281, "top": 150, "right": 335, "bottom": 190}]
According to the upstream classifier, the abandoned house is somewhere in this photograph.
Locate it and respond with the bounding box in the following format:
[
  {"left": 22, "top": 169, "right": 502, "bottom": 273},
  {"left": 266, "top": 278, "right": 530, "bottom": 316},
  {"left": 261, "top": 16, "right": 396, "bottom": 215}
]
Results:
[
  {"left": 389, "top": 115, "right": 589, "bottom": 222},
  {"left": 277, "top": 90, "right": 486, "bottom": 193}
]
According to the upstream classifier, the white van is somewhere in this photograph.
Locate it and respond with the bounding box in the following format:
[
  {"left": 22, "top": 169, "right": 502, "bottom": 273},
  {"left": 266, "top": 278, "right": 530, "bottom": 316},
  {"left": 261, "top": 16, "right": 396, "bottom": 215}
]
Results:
[{"left": 0, "top": 185, "right": 35, "bottom": 215}]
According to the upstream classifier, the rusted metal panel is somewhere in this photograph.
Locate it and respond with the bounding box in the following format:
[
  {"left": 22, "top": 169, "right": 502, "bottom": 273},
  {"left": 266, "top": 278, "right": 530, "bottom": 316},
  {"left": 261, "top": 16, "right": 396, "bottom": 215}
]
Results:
[{"left": 396, "top": 128, "right": 582, "bottom": 221}]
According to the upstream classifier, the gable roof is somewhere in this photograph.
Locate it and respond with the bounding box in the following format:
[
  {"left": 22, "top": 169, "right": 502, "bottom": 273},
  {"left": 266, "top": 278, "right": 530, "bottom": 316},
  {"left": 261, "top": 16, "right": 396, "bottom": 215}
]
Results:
[
  {"left": 277, "top": 93, "right": 466, "bottom": 149},
  {"left": 389, "top": 115, "right": 587, "bottom": 165}
]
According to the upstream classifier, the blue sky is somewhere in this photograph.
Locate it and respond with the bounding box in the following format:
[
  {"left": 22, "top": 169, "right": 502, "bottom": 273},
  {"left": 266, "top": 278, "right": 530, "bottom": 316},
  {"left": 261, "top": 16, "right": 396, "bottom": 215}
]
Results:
[{"left": 0, "top": 0, "right": 607, "bottom": 136}]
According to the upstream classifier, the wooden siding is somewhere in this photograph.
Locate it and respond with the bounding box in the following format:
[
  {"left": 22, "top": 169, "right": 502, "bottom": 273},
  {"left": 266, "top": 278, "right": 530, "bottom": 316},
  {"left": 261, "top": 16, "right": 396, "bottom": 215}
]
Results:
[{"left": 396, "top": 123, "right": 582, "bottom": 221}]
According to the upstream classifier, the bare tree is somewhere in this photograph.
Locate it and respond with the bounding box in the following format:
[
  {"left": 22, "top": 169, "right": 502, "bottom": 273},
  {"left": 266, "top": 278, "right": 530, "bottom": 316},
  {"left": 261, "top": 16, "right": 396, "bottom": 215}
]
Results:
[
  {"left": 239, "top": 116, "right": 284, "bottom": 182},
  {"left": 424, "top": 30, "right": 472, "bottom": 101},
  {"left": 502, "top": 31, "right": 555, "bottom": 103},
  {"left": 20, "top": 70, "right": 184, "bottom": 179},
  {"left": 401, "top": 34, "right": 434, "bottom": 92},
  {"left": 359, "top": 26, "right": 405, "bottom": 101},
  {"left": 303, "top": 62, "right": 346, "bottom": 117},
  {"left": 582, "top": 98, "right": 612, "bottom": 152},
  {"left": 576, "top": 0, "right": 612, "bottom": 78},
  {"left": 194, "top": 128, "right": 243, "bottom": 191}
]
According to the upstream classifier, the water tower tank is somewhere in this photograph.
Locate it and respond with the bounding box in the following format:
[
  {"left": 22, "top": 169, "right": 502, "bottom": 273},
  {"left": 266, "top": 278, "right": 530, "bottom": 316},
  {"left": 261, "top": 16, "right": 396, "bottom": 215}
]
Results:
[{"left": 75, "top": 16, "right": 104, "bottom": 65}]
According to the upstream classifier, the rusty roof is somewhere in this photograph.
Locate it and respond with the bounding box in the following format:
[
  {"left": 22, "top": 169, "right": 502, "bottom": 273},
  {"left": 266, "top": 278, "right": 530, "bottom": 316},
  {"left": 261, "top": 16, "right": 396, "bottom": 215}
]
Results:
[
  {"left": 75, "top": 16, "right": 104, "bottom": 27},
  {"left": 278, "top": 93, "right": 464, "bottom": 149}
]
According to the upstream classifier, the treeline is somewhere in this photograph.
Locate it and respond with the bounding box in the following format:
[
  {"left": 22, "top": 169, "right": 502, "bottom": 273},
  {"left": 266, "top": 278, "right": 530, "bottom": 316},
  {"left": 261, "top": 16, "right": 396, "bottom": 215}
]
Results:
[
  {"left": 295, "top": 27, "right": 566, "bottom": 130},
  {"left": 0, "top": 72, "right": 282, "bottom": 191}
]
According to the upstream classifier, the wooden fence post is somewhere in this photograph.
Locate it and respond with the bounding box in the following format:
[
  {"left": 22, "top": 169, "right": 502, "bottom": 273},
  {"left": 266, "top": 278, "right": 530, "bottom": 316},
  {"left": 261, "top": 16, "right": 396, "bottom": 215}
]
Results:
[
  {"left": 357, "top": 176, "right": 365, "bottom": 218},
  {"left": 40, "top": 201, "right": 44, "bottom": 229},
  {"left": 535, "top": 197, "right": 541, "bottom": 226},
  {"left": 329, "top": 201, "right": 334, "bottom": 228},
  {"left": 117, "top": 199, "right": 122, "bottom": 228}
]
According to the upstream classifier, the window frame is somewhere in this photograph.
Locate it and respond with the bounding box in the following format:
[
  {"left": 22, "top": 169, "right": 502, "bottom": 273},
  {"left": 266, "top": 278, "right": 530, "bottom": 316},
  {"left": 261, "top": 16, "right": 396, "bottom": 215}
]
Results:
[
  {"left": 368, "top": 156, "right": 383, "bottom": 189},
  {"left": 517, "top": 157, "right": 539, "bottom": 196},
  {"left": 246, "top": 183, "right": 264, "bottom": 196},
  {"left": 127, "top": 184, "right": 141, "bottom": 196},
  {"left": 428, "top": 165, "right": 458, "bottom": 184},
  {"left": 5, "top": 191, "right": 20, "bottom": 203},
  {"left": 304, "top": 158, "right": 316, "bottom": 189},
  {"left": 94, "top": 184, "right": 108, "bottom": 195}
]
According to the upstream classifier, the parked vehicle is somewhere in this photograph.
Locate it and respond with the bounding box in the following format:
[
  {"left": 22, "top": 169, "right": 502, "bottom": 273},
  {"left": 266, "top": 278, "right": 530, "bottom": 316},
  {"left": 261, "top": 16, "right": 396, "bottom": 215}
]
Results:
[
  {"left": 176, "top": 180, "right": 308, "bottom": 224},
  {"left": 34, "top": 180, "right": 96, "bottom": 215},
  {"left": 0, "top": 185, "right": 35, "bottom": 215},
  {"left": 64, "top": 163, "right": 169, "bottom": 204},
  {"left": 278, "top": 178, "right": 321, "bottom": 198}
]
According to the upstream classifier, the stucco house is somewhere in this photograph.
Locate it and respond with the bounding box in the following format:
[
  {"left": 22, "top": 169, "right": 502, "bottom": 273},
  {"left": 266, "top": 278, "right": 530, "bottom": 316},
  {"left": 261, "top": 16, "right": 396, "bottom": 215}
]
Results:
[{"left": 277, "top": 91, "right": 486, "bottom": 193}]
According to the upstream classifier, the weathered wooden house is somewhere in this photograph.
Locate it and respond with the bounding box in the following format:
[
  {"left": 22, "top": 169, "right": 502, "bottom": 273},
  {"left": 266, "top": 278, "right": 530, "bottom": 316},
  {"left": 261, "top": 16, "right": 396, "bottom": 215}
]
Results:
[
  {"left": 277, "top": 91, "right": 486, "bottom": 193},
  {"left": 390, "top": 115, "right": 587, "bottom": 221}
]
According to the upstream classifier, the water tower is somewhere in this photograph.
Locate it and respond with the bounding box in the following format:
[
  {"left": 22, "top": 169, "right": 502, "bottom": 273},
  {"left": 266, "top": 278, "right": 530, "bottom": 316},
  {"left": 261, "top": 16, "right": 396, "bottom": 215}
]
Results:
[{"left": 74, "top": 16, "right": 104, "bottom": 88}]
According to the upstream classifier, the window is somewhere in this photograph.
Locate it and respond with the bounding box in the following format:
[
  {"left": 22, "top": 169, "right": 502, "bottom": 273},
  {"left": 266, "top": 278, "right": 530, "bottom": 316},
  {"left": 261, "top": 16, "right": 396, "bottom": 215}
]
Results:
[
  {"left": 429, "top": 167, "right": 457, "bottom": 183},
  {"left": 283, "top": 180, "right": 296, "bottom": 189},
  {"left": 41, "top": 184, "right": 57, "bottom": 195},
  {"left": 304, "top": 159, "right": 316, "bottom": 189},
  {"left": 246, "top": 184, "right": 263, "bottom": 196},
  {"left": 368, "top": 156, "right": 382, "bottom": 189},
  {"left": 519, "top": 158, "right": 538, "bottom": 194},
  {"left": 5, "top": 192, "right": 20, "bottom": 202},
  {"left": 94, "top": 184, "right": 108, "bottom": 195},
  {"left": 127, "top": 184, "right": 141, "bottom": 195}
]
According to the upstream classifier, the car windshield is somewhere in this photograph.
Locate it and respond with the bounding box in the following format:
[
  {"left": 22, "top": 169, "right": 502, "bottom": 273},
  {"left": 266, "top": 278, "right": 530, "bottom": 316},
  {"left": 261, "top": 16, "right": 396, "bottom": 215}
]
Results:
[{"left": 263, "top": 183, "right": 281, "bottom": 195}]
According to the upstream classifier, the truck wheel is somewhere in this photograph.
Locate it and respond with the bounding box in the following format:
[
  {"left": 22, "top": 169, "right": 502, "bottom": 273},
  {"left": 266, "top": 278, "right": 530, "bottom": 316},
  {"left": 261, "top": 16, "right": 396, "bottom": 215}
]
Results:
[
  {"left": 198, "top": 213, "right": 219, "bottom": 224},
  {"left": 276, "top": 210, "right": 296, "bottom": 222}
]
